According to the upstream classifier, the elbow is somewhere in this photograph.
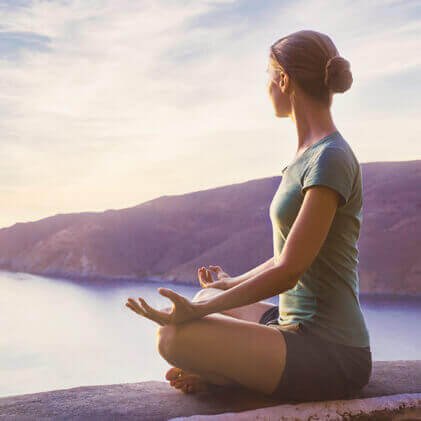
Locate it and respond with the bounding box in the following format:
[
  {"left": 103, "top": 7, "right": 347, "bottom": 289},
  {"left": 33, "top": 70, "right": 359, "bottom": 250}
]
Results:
[{"left": 274, "top": 262, "right": 305, "bottom": 289}]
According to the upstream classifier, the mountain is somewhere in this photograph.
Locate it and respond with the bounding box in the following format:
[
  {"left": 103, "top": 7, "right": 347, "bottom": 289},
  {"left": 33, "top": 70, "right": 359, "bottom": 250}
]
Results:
[{"left": 0, "top": 160, "right": 420, "bottom": 295}]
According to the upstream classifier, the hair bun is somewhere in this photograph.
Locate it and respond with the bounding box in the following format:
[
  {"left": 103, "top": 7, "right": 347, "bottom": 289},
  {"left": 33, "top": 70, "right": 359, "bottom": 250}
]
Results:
[{"left": 324, "top": 55, "right": 353, "bottom": 93}]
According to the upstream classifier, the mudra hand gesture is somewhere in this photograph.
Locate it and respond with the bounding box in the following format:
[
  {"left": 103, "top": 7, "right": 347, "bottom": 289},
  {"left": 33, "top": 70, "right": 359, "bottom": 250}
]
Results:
[
  {"left": 198, "top": 265, "right": 234, "bottom": 290},
  {"left": 125, "top": 288, "right": 201, "bottom": 326},
  {"left": 125, "top": 264, "right": 230, "bottom": 326}
]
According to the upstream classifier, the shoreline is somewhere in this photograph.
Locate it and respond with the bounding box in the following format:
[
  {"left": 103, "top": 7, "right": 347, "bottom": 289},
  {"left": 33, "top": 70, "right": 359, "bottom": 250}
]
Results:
[{"left": 1, "top": 269, "right": 420, "bottom": 297}]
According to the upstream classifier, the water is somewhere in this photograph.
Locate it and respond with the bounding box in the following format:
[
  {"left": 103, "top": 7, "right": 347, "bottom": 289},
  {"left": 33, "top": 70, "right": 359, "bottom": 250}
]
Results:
[{"left": 1, "top": 270, "right": 420, "bottom": 398}]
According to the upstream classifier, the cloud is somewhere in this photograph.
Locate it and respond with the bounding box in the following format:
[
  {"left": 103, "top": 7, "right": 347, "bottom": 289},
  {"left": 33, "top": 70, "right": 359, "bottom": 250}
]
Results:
[
  {"left": 0, "top": 0, "right": 420, "bottom": 228},
  {"left": 0, "top": 31, "right": 51, "bottom": 59}
]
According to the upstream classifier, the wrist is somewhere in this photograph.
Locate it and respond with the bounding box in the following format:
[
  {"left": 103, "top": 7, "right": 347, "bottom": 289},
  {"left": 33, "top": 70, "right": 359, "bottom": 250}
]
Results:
[
  {"left": 228, "top": 276, "right": 243, "bottom": 287},
  {"left": 193, "top": 299, "right": 213, "bottom": 318}
]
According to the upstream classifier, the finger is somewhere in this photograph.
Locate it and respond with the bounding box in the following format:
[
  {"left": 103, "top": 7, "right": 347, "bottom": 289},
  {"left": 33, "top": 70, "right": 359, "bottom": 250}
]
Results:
[
  {"left": 127, "top": 297, "right": 145, "bottom": 313},
  {"left": 138, "top": 297, "right": 170, "bottom": 325},
  {"left": 127, "top": 298, "right": 165, "bottom": 325},
  {"left": 198, "top": 268, "right": 210, "bottom": 287},
  {"left": 197, "top": 267, "right": 204, "bottom": 279},
  {"left": 158, "top": 288, "right": 184, "bottom": 304},
  {"left": 126, "top": 301, "right": 146, "bottom": 316},
  {"left": 127, "top": 297, "right": 140, "bottom": 304},
  {"left": 208, "top": 265, "right": 221, "bottom": 273},
  {"left": 136, "top": 305, "right": 167, "bottom": 326},
  {"left": 138, "top": 297, "right": 159, "bottom": 315},
  {"left": 127, "top": 297, "right": 144, "bottom": 311},
  {"left": 126, "top": 299, "right": 169, "bottom": 326},
  {"left": 126, "top": 297, "right": 170, "bottom": 326},
  {"left": 125, "top": 302, "right": 136, "bottom": 312},
  {"left": 199, "top": 267, "right": 208, "bottom": 276},
  {"left": 207, "top": 269, "right": 214, "bottom": 282}
]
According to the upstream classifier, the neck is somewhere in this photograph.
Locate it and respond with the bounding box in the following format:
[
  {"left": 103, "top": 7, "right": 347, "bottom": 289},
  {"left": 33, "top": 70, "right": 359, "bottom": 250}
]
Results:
[{"left": 289, "top": 95, "right": 337, "bottom": 153}]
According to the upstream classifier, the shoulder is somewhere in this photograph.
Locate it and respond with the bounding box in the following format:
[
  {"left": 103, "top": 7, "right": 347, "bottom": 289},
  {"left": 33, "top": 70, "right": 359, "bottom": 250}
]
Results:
[
  {"left": 301, "top": 138, "right": 359, "bottom": 208},
  {"left": 309, "top": 138, "right": 358, "bottom": 174}
]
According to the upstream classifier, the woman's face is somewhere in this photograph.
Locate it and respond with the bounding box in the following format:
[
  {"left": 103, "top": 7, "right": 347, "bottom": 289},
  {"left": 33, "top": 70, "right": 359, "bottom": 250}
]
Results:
[{"left": 267, "top": 55, "right": 292, "bottom": 118}]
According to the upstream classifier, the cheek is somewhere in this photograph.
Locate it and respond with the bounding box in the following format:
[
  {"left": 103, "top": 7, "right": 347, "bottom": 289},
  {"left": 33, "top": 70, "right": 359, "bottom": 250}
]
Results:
[
  {"left": 268, "top": 81, "right": 279, "bottom": 98},
  {"left": 275, "top": 87, "right": 289, "bottom": 104},
  {"left": 270, "top": 85, "right": 282, "bottom": 103}
]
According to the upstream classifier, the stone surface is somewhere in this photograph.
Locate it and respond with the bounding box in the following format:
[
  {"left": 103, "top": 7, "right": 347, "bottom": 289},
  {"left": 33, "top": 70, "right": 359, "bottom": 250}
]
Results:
[
  {"left": 174, "top": 393, "right": 421, "bottom": 421},
  {"left": 0, "top": 360, "right": 420, "bottom": 420}
]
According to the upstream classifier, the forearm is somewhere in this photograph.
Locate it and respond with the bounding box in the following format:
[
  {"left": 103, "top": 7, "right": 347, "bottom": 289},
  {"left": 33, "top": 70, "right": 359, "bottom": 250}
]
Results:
[
  {"left": 195, "top": 263, "right": 298, "bottom": 316},
  {"left": 230, "top": 256, "right": 275, "bottom": 286}
]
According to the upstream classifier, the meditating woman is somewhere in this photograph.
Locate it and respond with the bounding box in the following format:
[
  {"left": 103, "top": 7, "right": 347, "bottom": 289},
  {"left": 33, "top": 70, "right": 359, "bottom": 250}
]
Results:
[{"left": 126, "top": 29, "right": 372, "bottom": 402}]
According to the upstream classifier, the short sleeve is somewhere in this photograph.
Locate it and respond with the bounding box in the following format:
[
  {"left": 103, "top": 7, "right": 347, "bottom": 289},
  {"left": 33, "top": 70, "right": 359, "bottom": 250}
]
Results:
[{"left": 301, "top": 147, "right": 355, "bottom": 208}]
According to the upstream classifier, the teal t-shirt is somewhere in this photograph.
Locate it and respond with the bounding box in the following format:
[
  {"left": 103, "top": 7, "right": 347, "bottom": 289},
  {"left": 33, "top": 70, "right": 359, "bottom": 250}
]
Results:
[{"left": 269, "top": 130, "right": 370, "bottom": 348}]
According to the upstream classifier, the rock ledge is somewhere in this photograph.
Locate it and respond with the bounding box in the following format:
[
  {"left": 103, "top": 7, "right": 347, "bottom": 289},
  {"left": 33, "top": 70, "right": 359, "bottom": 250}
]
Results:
[{"left": 0, "top": 360, "right": 420, "bottom": 420}]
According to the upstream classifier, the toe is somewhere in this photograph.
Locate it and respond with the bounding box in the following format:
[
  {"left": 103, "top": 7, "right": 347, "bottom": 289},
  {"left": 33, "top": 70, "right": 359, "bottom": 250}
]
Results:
[
  {"left": 179, "top": 371, "right": 201, "bottom": 381},
  {"left": 174, "top": 379, "right": 185, "bottom": 389},
  {"left": 166, "top": 367, "right": 182, "bottom": 381}
]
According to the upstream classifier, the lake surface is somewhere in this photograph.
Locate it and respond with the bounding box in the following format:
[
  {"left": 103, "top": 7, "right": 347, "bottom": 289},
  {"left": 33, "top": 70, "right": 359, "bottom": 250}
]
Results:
[{"left": 1, "top": 270, "right": 420, "bottom": 398}]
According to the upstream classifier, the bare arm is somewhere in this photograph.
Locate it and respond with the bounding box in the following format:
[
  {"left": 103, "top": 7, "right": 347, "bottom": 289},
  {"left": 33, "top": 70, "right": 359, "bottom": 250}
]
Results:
[
  {"left": 194, "top": 185, "right": 340, "bottom": 315},
  {"left": 228, "top": 256, "right": 275, "bottom": 287}
]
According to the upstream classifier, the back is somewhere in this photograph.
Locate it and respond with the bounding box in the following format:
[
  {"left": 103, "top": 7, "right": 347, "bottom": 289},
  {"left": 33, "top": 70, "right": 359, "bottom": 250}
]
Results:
[{"left": 269, "top": 130, "right": 370, "bottom": 348}]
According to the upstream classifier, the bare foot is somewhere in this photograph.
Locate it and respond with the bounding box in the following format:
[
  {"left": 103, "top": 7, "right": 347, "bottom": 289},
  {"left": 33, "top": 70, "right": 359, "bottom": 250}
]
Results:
[{"left": 165, "top": 367, "right": 210, "bottom": 394}]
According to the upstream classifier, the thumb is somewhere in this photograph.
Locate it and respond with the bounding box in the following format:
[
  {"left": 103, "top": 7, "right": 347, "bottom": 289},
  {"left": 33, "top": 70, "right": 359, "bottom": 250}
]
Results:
[{"left": 158, "top": 288, "right": 183, "bottom": 303}]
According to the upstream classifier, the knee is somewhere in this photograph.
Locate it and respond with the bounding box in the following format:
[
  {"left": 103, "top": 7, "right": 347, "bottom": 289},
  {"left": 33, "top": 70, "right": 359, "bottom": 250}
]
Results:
[
  {"left": 193, "top": 287, "right": 223, "bottom": 302},
  {"left": 156, "top": 324, "right": 179, "bottom": 362}
]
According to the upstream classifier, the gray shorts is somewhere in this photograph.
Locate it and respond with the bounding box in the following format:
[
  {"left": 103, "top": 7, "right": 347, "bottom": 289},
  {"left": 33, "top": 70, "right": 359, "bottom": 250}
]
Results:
[{"left": 259, "top": 305, "right": 372, "bottom": 402}]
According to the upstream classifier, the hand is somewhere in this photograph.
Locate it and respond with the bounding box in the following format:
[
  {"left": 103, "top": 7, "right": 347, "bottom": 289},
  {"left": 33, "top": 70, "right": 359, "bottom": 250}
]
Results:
[
  {"left": 197, "top": 265, "right": 235, "bottom": 290},
  {"left": 125, "top": 288, "right": 203, "bottom": 326}
]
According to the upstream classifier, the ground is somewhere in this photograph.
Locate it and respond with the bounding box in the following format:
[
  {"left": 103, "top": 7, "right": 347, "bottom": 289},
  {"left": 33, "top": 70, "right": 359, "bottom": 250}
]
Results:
[{"left": 0, "top": 360, "right": 420, "bottom": 420}]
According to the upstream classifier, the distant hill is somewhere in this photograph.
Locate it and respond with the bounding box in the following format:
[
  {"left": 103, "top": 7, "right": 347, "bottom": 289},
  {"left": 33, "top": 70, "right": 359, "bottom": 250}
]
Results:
[{"left": 0, "top": 160, "right": 420, "bottom": 295}]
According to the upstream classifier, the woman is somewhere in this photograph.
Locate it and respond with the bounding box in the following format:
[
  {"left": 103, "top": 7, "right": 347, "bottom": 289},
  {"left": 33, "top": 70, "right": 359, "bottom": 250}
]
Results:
[{"left": 126, "top": 29, "right": 372, "bottom": 402}]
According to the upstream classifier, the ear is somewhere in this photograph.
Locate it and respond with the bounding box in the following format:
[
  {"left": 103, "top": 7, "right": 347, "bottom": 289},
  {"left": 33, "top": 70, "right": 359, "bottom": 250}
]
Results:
[{"left": 278, "top": 70, "right": 290, "bottom": 94}]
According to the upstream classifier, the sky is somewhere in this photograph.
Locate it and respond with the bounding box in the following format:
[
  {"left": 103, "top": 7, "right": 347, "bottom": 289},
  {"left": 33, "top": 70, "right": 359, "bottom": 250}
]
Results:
[{"left": 0, "top": 0, "right": 420, "bottom": 229}]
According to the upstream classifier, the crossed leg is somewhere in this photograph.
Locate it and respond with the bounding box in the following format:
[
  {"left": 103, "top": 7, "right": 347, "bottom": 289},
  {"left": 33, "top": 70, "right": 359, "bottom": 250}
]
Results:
[
  {"left": 158, "top": 288, "right": 285, "bottom": 395},
  {"left": 162, "top": 287, "right": 277, "bottom": 391}
]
